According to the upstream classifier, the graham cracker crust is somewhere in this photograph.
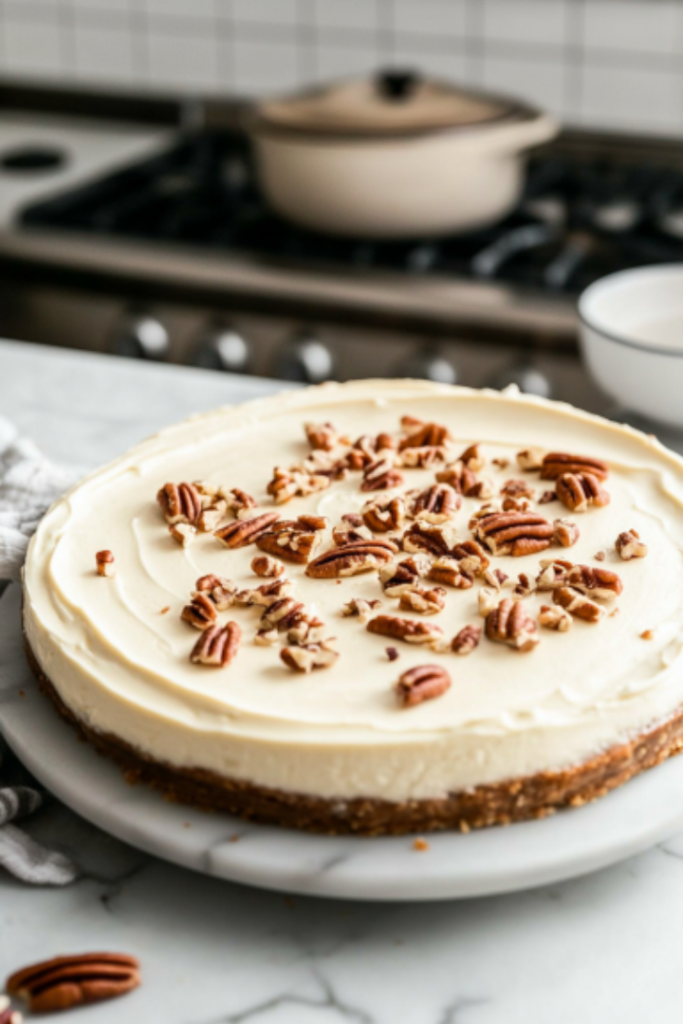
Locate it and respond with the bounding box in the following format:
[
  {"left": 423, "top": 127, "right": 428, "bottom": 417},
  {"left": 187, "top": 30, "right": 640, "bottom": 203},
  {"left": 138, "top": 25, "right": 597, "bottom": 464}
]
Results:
[{"left": 23, "top": 636, "right": 683, "bottom": 836}]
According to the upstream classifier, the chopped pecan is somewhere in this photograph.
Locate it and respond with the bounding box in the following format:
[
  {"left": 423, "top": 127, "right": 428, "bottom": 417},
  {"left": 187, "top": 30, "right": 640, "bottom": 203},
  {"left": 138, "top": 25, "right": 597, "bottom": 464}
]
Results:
[
  {"left": 492, "top": 457, "right": 509, "bottom": 471},
  {"left": 514, "top": 572, "right": 534, "bottom": 597},
  {"left": 595, "top": 550, "right": 606, "bottom": 562},
  {"left": 306, "top": 538, "right": 397, "bottom": 578},
  {"left": 565, "top": 564, "right": 623, "bottom": 600},
  {"left": 427, "top": 555, "right": 473, "bottom": 589},
  {"left": 402, "top": 520, "right": 459, "bottom": 557},
  {"left": 255, "top": 515, "right": 326, "bottom": 564},
  {"left": 482, "top": 567, "right": 508, "bottom": 589},
  {"left": 502, "top": 496, "right": 533, "bottom": 512},
  {"left": 396, "top": 664, "right": 451, "bottom": 707},
  {"left": 259, "top": 597, "right": 305, "bottom": 632},
  {"left": 478, "top": 586, "right": 500, "bottom": 617},
  {"left": 198, "top": 505, "right": 227, "bottom": 532},
  {"left": 459, "top": 443, "right": 485, "bottom": 471},
  {"left": 538, "top": 604, "right": 572, "bottom": 632},
  {"left": 362, "top": 494, "right": 406, "bottom": 532},
  {"left": 301, "top": 448, "right": 349, "bottom": 481},
  {"left": 407, "top": 483, "right": 460, "bottom": 523},
  {"left": 556, "top": 472, "right": 610, "bottom": 513},
  {"left": 451, "top": 623, "right": 482, "bottom": 655},
  {"left": 553, "top": 517, "right": 580, "bottom": 547},
  {"left": 379, "top": 555, "right": 429, "bottom": 596},
  {"left": 535, "top": 559, "right": 573, "bottom": 591},
  {"left": 361, "top": 457, "right": 404, "bottom": 491},
  {"left": 7, "top": 953, "right": 141, "bottom": 1014},
  {"left": 367, "top": 614, "right": 443, "bottom": 645},
  {"left": 221, "top": 487, "right": 258, "bottom": 520},
  {"left": 286, "top": 612, "right": 326, "bottom": 645},
  {"left": 616, "top": 529, "right": 648, "bottom": 560},
  {"left": 266, "top": 465, "right": 331, "bottom": 504},
  {"left": 541, "top": 452, "right": 609, "bottom": 481},
  {"left": 398, "top": 446, "right": 449, "bottom": 468},
  {"left": 181, "top": 592, "right": 218, "bottom": 630},
  {"left": 516, "top": 447, "right": 545, "bottom": 472},
  {"left": 342, "top": 512, "right": 363, "bottom": 527},
  {"left": 485, "top": 598, "right": 539, "bottom": 652},
  {"left": 343, "top": 434, "right": 391, "bottom": 470},
  {"left": 95, "top": 549, "right": 115, "bottom": 578},
  {"left": 281, "top": 639, "right": 339, "bottom": 672},
  {"left": 255, "top": 628, "right": 279, "bottom": 646},
  {"left": 215, "top": 511, "right": 280, "bottom": 549},
  {"left": 251, "top": 554, "right": 285, "bottom": 578},
  {"left": 500, "top": 478, "right": 535, "bottom": 499},
  {"left": 386, "top": 646, "right": 400, "bottom": 661},
  {"left": 157, "top": 481, "right": 202, "bottom": 525},
  {"left": 332, "top": 523, "right": 373, "bottom": 545},
  {"left": 169, "top": 522, "right": 196, "bottom": 547},
  {"left": 195, "top": 574, "right": 237, "bottom": 611},
  {"left": 304, "top": 421, "right": 349, "bottom": 451},
  {"left": 553, "top": 586, "right": 605, "bottom": 623},
  {"left": 399, "top": 585, "right": 447, "bottom": 615},
  {"left": 342, "top": 597, "right": 383, "bottom": 623},
  {"left": 538, "top": 489, "right": 557, "bottom": 505},
  {"left": 234, "top": 578, "right": 293, "bottom": 607},
  {"left": 399, "top": 418, "right": 452, "bottom": 449},
  {"left": 471, "top": 509, "right": 554, "bottom": 557},
  {"left": 435, "top": 461, "right": 477, "bottom": 495}
]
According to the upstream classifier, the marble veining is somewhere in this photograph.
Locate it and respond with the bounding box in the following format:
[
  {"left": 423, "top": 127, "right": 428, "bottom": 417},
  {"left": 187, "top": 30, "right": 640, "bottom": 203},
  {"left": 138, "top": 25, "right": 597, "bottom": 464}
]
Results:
[{"left": 1, "top": 339, "right": 683, "bottom": 1022}]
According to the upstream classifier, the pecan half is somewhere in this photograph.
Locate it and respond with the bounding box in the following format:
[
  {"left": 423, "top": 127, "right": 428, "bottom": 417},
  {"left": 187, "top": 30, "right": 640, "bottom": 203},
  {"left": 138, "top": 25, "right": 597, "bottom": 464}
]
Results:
[
  {"left": 553, "top": 586, "right": 605, "bottom": 623},
  {"left": 565, "top": 564, "right": 623, "bottom": 601},
  {"left": 256, "top": 515, "right": 326, "bottom": 564},
  {"left": 215, "top": 511, "right": 280, "bottom": 549},
  {"left": 304, "top": 421, "right": 349, "bottom": 451},
  {"left": 251, "top": 554, "right": 285, "bottom": 577},
  {"left": 402, "top": 520, "right": 459, "bottom": 557},
  {"left": 280, "top": 639, "right": 339, "bottom": 672},
  {"left": 556, "top": 472, "right": 610, "bottom": 513},
  {"left": 181, "top": 592, "right": 219, "bottom": 630},
  {"left": 541, "top": 452, "right": 609, "bottom": 481},
  {"left": 342, "top": 597, "right": 383, "bottom": 623},
  {"left": 95, "top": 550, "right": 115, "bottom": 578},
  {"left": 396, "top": 664, "right": 451, "bottom": 707},
  {"left": 471, "top": 510, "right": 554, "bottom": 557},
  {"left": 485, "top": 598, "right": 539, "bottom": 652},
  {"left": 362, "top": 495, "right": 406, "bottom": 532},
  {"left": 553, "top": 517, "right": 580, "bottom": 547},
  {"left": 234, "top": 578, "right": 293, "bottom": 607},
  {"left": 616, "top": 529, "right": 648, "bottom": 560},
  {"left": 266, "top": 465, "right": 331, "bottom": 504},
  {"left": 399, "top": 418, "right": 451, "bottom": 449},
  {"left": 306, "top": 538, "right": 397, "bottom": 578},
  {"left": 407, "top": 483, "right": 461, "bottom": 523},
  {"left": 399, "top": 585, "right": 447, "bottom": 615},
  {"left": 379, "top": 555, "right": 430, "bottom": 596},
  {"left": 451, "top": 623, "right": 482, "bottom": 655},
  {"left": 516, "top": 447, "right": 545, "bottom": 472},
  {"left": 361, "top": 457, "right": 404, "bottom": 491},
  {"left": 195, "top": 574, "right": 237, "bottom": 610},
  {"left": 7, "top": 953, "right": 141, "bottom": 1014},
  {"left": 190, "top": 621, "right": 242, "bottom": 665},
  {"left": 500, "top": 478, "right": 535, "bottom": 499},
  {"left": 367, "top": 614, "right": 443, "bottom": 644},
  {"left": 157, "top": 481, "right": 202, "bottom": 525},
  {"left": 539, "top": 604, "right": 572, "bottom": 632}
]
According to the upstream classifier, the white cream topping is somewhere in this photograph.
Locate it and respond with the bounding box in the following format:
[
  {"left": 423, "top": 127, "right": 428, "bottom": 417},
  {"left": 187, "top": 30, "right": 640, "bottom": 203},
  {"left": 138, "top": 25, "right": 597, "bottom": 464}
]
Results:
[{"left": 22, "top": 381, "right": 683, "bottom": 802}]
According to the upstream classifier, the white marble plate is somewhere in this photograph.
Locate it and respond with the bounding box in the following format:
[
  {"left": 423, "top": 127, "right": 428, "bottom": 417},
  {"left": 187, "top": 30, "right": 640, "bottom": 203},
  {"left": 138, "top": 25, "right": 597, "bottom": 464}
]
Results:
[{"left": 4, "top": 585, "right": 683, "bottom": 901}]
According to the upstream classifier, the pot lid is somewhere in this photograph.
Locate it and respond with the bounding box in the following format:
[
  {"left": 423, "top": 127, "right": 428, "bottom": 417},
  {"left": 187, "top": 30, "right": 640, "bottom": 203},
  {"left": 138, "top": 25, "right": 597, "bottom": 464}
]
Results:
[{"left": 254, "top": 71, "right": 531, "bottom": 139}]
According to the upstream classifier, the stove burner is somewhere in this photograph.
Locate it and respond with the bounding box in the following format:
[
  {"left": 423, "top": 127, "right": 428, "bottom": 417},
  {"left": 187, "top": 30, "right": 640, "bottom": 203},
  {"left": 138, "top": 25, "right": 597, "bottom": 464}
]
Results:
[{"left": 18, "top": 129, "right": 683, "bottom": 296}]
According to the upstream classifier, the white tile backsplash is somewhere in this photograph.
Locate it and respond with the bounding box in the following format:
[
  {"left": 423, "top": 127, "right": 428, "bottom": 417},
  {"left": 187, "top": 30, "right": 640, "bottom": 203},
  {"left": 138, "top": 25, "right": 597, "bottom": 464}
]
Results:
[{"left": 1, "top": 0, "right": 683, "bottom": 137}]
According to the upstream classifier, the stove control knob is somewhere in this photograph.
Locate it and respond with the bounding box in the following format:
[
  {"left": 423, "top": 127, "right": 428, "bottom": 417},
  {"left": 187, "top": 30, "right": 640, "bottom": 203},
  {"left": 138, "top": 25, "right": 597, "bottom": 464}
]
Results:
[
  {"left": 393, "top": 349, "right": 457, "bottom": 385},
  {"left": 273, "top": 333, "right": 335, "bottom": 384},
  {"left": 191, "top": 324, "right": 251, "bottom": 373},
  {"left": 488, "top": 362, "right": 552, "bottom": 399},
  {"left": 109, "top": 312, "right": 169, "bottom": 361}
]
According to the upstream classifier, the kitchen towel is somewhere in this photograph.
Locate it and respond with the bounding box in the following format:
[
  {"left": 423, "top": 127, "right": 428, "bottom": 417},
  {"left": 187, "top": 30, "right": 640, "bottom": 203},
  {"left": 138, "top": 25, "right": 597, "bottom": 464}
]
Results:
[{"left": 0, "top": 416, "right": 82, "bottom": 884}]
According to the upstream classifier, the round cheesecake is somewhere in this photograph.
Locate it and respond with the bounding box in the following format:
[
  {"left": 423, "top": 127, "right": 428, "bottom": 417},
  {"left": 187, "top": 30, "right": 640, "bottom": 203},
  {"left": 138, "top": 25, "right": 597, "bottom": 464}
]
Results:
[{"left": 22, "top": 380, "right": 683, "bottom": 834}]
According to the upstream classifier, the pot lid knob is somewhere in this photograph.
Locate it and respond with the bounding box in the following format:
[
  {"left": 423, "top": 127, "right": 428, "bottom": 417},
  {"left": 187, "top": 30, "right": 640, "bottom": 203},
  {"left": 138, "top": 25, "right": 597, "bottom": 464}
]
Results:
[{"left": 376, "top": 69, "right": 419, "bottom": 101}]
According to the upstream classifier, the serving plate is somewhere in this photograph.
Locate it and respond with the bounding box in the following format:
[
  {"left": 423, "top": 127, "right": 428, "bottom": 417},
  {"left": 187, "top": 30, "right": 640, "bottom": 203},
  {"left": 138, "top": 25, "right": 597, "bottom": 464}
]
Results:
[{"left": 3, "top": 584, "right": 683, "bottom": 901}]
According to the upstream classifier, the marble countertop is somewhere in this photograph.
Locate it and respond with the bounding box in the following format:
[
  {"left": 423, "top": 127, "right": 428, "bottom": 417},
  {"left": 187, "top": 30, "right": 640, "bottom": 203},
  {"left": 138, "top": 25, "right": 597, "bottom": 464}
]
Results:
[{"left": 1, "top": 339, "right": 681, "bottom": 1024}]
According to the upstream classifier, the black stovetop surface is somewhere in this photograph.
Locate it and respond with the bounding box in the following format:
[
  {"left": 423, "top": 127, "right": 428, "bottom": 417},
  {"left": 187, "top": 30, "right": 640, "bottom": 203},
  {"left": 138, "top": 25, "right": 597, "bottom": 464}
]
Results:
[{"left": 19, "top": 128, "right": 683, "bottom": 295}]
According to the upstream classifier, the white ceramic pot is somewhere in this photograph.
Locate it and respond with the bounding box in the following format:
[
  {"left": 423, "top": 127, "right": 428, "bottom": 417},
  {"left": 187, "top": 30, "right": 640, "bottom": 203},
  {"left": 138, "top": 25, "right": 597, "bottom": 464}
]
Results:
[
  {"left": 579, "top": 265, "right": 683, "bottom": 427},
  {"left": 250, "top": 73, "right": 558, "bottom": 239}
]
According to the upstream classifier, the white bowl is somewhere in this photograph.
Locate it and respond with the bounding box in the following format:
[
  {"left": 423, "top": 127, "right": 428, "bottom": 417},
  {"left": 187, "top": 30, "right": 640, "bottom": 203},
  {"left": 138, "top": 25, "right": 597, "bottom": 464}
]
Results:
[{"left": 579, "top": 265, "right": 683, "bottom": 427}]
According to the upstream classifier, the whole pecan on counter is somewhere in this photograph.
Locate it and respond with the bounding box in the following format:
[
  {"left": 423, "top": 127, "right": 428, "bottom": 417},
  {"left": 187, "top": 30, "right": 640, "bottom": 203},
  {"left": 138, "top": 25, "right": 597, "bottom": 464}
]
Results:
[
  {"left": 190, "top": 621, "right": 242, "bottom": 666},
  {"left": 396, "top": 664, "right": 451, "bottom": 707},
  {"left": 256, "top": 514, "right": 327, "bottom": 564},
  {"left": 157, "top": 481, "right": 202, "bottom": 526},
  {"left": 616, "top": 528, "right": 648, "bottom": 560},
  {"left": 407, "top": 483, "right": 461, "bottom": 523},
  {"left": 471, "top": 509, "right": 554, "bottom": 557},
  {"left": 552, "top": 587, "right": 605, "bottom": 623},
  {"left": 306, "top": 538, "right": 398, "bottom": 578},
  {"left": 362, "top": 494, "right": 406, "bottom": 532},
  {"left": 215, "top": 511, "right": 280, "bottom": 549},
  {"left": 6, "top": 953, "right": 140, "bottom": 1014},
  {"left": 540, "top": 452, "right": 609, "bottom": 481},
  {"left": 485, "top": 598, "right": 539, "bottom": 652},
  {"left": 556, "top": 472, "right": 610, "bottom": 513},
  {"left": 366, "top": 614, "right": 443, "bottom": 645}
]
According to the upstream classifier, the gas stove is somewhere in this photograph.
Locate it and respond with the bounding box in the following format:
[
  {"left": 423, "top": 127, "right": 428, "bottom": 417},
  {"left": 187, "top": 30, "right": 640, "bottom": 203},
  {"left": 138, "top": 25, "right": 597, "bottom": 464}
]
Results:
[{"left": 3, "top": 86, "right": 683, "bottom": 417}]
